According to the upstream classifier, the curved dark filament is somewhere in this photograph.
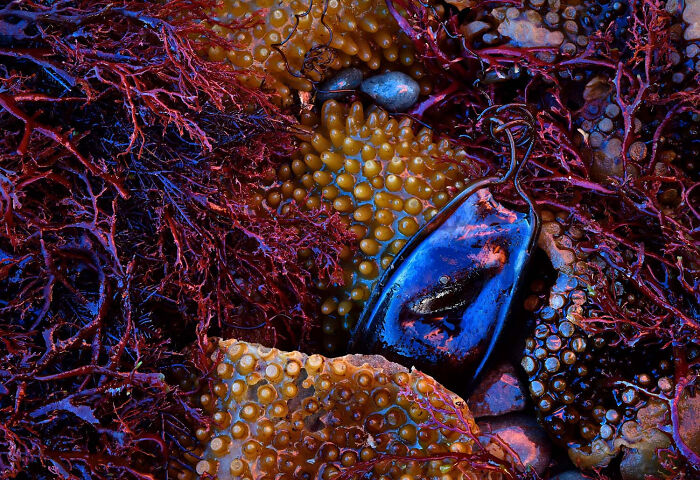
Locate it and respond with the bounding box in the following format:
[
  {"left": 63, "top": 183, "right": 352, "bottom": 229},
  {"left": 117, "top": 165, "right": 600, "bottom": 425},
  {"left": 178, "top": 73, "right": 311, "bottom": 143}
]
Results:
[
  {"left": 476, "top": 103, "right": 539, "bottom": 251},
  {"left": 221, "top": 319, "right": 267, "bottom": 330},
  {"left": 416, "top": 0, "right": 458, "bottom": 39},
  {"left": 270, "top": 0, "right": 335, "bottom": 81},
  {"left": 413, "top": 0, "right": 490, "bottom": 76}
]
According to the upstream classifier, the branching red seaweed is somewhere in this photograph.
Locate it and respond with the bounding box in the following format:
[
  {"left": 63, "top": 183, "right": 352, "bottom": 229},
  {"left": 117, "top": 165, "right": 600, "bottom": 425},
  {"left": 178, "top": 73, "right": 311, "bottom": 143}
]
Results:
[
  {"left": 0, "top": 0, "right": 698, "bottom": 478},
  {"left": 0, "top": 1, "right": 349, "bottom": 478}
]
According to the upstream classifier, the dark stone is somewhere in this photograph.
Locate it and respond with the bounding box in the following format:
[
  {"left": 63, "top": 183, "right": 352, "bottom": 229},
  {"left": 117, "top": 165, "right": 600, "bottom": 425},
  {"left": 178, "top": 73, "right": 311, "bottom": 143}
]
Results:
[
  {"left": 551, "top": 470, "right": 590, "bottom": 480},
  {"left": 351, "top": 189, "right": 536, "bottom": 391},
  {"left": 360, "top": 71, "right": 419, "bottom": 112},
  {"left": 462, "top": 20, "right": 490, "bottom": 39},
  {"left": 467, "top": 362, "right": 527, "bottom": 417},
  {"left": 480, "top": 65, "right": 522, "bottom": 84},
  {"left": 478, "top": 414, "right": 552, "bottom": 475},
  {"left": 316, "top": 68, "right": 363, "bottom": 103}
]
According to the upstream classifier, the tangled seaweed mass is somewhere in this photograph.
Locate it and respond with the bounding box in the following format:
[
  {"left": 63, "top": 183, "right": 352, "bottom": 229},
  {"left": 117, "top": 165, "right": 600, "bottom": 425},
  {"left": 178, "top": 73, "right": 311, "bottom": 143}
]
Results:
[{"left": 0, "top": 0, "right": 698, "bottom": 479}]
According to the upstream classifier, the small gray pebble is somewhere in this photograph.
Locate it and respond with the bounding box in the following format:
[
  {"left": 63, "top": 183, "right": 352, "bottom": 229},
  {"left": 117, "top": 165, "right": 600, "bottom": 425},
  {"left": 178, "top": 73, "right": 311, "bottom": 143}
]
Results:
[
  {"left": 477, "top": 414, "right": 552, "bottom": 475},
  {"left": 481, "top": 66, "right": 520, "bottom": 84},
  {"left": 551, "top": 471, "right": 589, "bottom": 480},
  {"left": 482, "top": 32, "right": 501, "bottom": 45},
  {"left": 467, "top": 362, "right": 527, "bottom": 418},
  {"left": 463, "top": 20, "right": 490, "bottom": 39},
  {"left": 316, "top": 68, "right": 363, "bottom": 103},
  {"left": 360, "top": 71, "right": 419, "bottom": 112}
]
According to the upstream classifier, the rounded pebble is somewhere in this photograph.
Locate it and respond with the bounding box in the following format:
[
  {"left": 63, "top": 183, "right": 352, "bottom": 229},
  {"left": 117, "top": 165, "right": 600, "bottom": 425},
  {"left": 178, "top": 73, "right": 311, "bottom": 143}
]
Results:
[{"left": 360, "top": 72, "right": 420, "bottom": 112}]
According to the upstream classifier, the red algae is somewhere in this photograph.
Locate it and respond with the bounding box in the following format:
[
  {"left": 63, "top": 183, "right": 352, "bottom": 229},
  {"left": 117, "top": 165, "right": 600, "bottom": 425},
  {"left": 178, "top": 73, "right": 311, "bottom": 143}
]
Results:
[
  {"left": 0, "top": 0, "right": 698, "bottom": 479},
  {"left": 0, "top": 1, "right": 348, "bottom": 478}
]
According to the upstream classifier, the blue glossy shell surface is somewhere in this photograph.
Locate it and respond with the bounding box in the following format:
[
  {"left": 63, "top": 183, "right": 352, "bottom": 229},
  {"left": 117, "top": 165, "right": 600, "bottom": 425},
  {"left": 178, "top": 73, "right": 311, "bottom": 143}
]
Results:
[{"left": 352, "top": 189, "right": 535, "bottom": 390}]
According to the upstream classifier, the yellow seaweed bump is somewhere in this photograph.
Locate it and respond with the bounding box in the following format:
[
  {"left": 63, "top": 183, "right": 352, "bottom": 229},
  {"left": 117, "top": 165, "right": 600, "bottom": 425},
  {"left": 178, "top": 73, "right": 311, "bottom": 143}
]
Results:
[{"left": 187, "top": 339, "right": 480, "bottom": 479}]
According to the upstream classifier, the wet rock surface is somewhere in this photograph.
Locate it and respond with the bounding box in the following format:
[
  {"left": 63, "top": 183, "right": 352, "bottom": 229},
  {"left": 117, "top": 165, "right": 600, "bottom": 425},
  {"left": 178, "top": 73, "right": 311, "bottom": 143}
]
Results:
[
  {"left": 468, "top": 362, "right": 527, "bottom": 418},
  {"left": 497, "top": 10, "right": 565, "bottom": 48},
  {"left": 315, "top": 68, "right": 363, "bottom": 103},
  {"left": 360, "top": 71, "right": 420, "bottom": 112},
  {"left": 463, "top": 20, "right": 490, "bottom": 39},
  {"left": 478, "top": 413, "right": 552, "bottom": 475},
  {"left": 550, "top": 470, "right": 590, "bottom": 480}
]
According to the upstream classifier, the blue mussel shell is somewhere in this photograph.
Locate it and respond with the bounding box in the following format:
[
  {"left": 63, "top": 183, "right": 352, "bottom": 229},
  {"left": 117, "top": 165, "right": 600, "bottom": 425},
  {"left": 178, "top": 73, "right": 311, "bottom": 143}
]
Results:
[{"left": 351, "top": 188, "right": 536, "bottom": 391}]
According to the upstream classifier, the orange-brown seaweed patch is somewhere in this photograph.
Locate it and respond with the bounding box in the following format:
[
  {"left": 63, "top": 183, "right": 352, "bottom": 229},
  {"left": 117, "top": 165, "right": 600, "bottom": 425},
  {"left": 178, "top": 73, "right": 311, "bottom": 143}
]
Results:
[
  {"left": 208, "top": 0, "right": 432, "bottom": 105},
  {"left": 184, "top": 339, "right": 484, "bottom": 479}
]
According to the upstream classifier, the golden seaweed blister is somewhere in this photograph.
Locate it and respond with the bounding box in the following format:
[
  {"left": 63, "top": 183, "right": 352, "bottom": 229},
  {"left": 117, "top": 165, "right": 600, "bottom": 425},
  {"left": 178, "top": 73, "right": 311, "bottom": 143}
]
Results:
[{"left": 189, "top": 339, "right": 480, "bottom": 479}]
